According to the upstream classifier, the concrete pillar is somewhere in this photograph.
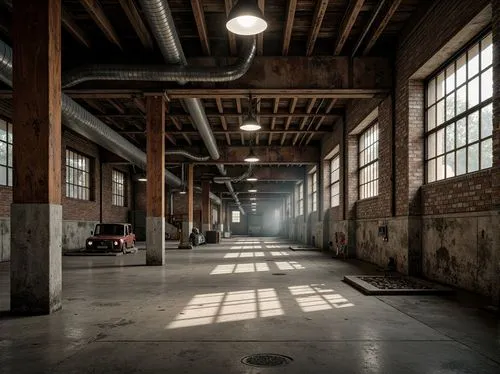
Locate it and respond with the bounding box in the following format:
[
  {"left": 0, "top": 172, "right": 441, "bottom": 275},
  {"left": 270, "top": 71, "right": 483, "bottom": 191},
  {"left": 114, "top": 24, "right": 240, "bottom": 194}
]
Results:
[
  {"left": 179, "top": 164, "right": 194, "bottom": 249},
  {"left": 146, "top": 95, "right": 165, "bottom": 265},
  {"left": 11, "top": 0, "right": 62, "bottom": 315},
  {"left": 216, "top": 201, "right": 223, "bottom": 232},
  {"left": 201, "top": 180, "right": 211, "bottom": 233}
]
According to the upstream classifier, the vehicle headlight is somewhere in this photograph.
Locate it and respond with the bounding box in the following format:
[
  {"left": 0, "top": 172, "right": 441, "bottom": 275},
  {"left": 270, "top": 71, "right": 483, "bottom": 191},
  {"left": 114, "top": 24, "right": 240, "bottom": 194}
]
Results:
[
  {"left": 87, "top": 240, "right": 93, "bottom": 246},
  {"left": 114, "top": 241, "right": 119, "bottom": 246}
]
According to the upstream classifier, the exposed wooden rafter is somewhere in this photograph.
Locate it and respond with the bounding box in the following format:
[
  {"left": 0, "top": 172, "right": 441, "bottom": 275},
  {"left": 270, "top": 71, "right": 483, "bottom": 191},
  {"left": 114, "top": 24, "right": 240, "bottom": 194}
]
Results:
[
  {"left": 118, "top": 0, "right": 153, "bottom": 49},
  {"left": 107, "top": 99, "right": 125, "bottom": 114},
  {"left": 362, "top": 0, "right": 402, "bottom": 55},
  {"left": 282, "top": 0, "right": 297, "bottom": 55},
  {"left": 62, "top": 8, "right": 92, "bottom": 48},
  {"left": 79, "top": 0, "right": 122, "bottom": 49},
  {"left": 190, "top": 0, "right": 211, "bottom": 55},
  {"left": 334, "top": 0, "right": 365, "bottom": 55},
  {"left": 305, "top": 0, "right": 329, "bottom": 56},
  {"left": 224, "top": 0, "right": 237, "bottom": 55}
]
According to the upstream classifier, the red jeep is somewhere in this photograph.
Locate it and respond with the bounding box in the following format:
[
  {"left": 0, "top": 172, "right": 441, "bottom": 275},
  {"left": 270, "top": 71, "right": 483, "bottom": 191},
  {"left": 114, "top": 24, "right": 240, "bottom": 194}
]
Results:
[{"left": 86, "top": 223, "right": 136, "bottom": 253}]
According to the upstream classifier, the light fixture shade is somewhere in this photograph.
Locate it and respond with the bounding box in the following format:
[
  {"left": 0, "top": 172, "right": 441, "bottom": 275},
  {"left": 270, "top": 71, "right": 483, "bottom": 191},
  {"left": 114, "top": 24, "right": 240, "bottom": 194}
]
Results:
[
  {"left": 248, "top": 188, "right": 258, "bottom": 193},
  {"left": 179, "top": 190, "right": 187, "bottom": 195},
  {"left": 240, "top": 114, "right": 261, "bottom": 131},
  {"left": 246, "top": 177, "right": 258, "bottom": 182},
  {"left": 244, "top": 148, "right": 260, "bottom": 163},
  {"left": 226, "top": 0, "right": 267, "bottom": 35}
]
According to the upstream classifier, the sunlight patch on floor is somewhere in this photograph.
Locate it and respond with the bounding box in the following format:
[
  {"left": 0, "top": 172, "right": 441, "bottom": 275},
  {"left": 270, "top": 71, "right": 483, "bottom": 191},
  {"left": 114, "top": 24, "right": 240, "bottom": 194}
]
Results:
[{"left": 289, "top": 284, "right": 354, "bottom": 312}]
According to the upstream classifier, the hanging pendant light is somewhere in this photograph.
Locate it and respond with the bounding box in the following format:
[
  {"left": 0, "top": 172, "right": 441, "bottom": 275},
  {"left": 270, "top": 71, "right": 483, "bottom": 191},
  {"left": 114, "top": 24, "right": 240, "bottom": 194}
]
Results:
[
  {"left": 244, "top": 148, "right": 260, "bottom": 163},
  {"left": 240, "top": 96, "right": 261, "bottom": 131},
  {"left": 226, "top": 0, "right": 268, "bottom": 36}
]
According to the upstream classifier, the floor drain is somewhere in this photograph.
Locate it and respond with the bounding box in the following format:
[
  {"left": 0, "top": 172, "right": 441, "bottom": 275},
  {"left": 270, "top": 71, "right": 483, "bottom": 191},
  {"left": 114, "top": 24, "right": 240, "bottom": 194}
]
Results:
[
  {"left": 272, "top": 273, "right": 287, "bottom": 276},
  {"left": 241, "top": 353, "right": 293, "bottom": 367}
]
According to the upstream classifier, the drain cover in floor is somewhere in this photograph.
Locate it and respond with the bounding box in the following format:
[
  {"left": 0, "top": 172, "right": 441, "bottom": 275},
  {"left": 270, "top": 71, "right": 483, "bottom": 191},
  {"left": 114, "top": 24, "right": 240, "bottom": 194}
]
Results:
[
  {"left": 272, "top": 273, "right": 286, "bottom": 276},
  {"left": 241, "top": 353, "right": 293, "bottom": 367}
]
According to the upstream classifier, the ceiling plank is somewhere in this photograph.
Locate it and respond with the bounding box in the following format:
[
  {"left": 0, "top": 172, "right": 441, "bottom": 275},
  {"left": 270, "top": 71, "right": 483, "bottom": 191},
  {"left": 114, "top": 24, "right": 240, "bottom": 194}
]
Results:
[
  {"left": 224, "top": 0, "right": 237, "bottom": 55},
  {"left": 225, "top": 133, "right": 231, "bottom": 145},
  {"left": 118, "top": 0, "right": 153, "bottom": 49},
  {"left": 280, "top": 133, "right": 287, "bottom": 145},
  {"left": 79, "top": 0, "right": 122, "bottom": 49},
  {"left": 292, "top": 133, "right": 300, "bottom": 145},
  {"left": 334, "top": 0, "right": 365, "bottom": 55},
  {"left": 362, "top": 0, "right": 403, "bottom": 55},
  {"left": 300, "top": 98, "right": 316, "bottom": 129},
  {"left": 257, "top": 0, "right": 265, "bottom": 55},
  {"left": 190, "top": 0, "right": 211, "bottom": 55},
  {"left": 282, "top": 0, "right": 297, "bottom": 56},
  {"left": 170, "top": 117, "right": 182, "bottom": 130},
  {"left": 289, "top": 97, "right": 298, "bottom": 113},
  {"left": 305, "top": 0, "right": 329, "bottom": 56},
  {"left": 268, "top": 133, "right": 273, "bottom": 145},
  {"left": 220, "top": 116, "right": 228, "bottom": 131},
  {"left": 325, "top": 98, "right": 338, "bottom": 113},
  {"left": 216, "top": 98, "right": 224, "bottom": 113},
  {"left": 165, "top": 133, "right": 177, "bottom": 145}
]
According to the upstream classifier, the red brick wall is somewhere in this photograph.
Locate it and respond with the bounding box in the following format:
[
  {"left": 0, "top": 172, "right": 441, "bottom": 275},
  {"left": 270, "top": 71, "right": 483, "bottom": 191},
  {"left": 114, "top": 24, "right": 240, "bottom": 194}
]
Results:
[{"left": 101, "top": 163, "right": 132, "bottom": 223}]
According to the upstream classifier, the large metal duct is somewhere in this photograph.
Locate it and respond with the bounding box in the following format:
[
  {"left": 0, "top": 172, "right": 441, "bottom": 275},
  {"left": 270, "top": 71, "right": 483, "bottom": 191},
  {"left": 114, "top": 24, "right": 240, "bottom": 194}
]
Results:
[
  {"left": 0, "top": 39, "right": 222, "bottom": 205},
  {"left": 138, "top": 0, "right": 247, "bottom": 212},
  {"left": 165, "top": 150, "right": 210, "bottom": 162},
  {"left": 62, "top": 38, "right": 256, "bottom": 88}
]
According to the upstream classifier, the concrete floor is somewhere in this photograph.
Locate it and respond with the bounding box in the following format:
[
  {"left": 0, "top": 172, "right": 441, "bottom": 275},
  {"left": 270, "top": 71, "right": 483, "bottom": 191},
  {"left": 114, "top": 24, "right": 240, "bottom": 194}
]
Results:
[{"left": 0, "top": 237, "right": 499, "bottom": 373}]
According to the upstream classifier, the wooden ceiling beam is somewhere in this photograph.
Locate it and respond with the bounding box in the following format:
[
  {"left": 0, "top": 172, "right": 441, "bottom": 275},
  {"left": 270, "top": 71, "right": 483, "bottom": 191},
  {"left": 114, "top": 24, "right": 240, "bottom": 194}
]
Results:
[
  {"left": 83, "top": 99, "right": 106, "bottom": 114},
  {"left": 280, "top": 133, "right": 287, "bottom": 145},
  {"left": 224, "top": 0, "right": 237, "bottom": 55},
  {"left": 62, "top": 8, "right": 92, "bottom": 48},
  {"left": 299, "top": 98, "right": 316, "bottom": 129},
  {"left": 225, "top": 133, "right": 231, "bottom": 145},
  {"left": 133, "top": 97, "right": 146, "bottom": 113},
  {"left": 170, "top": 117, "right": 182, "bottom": 131},
  {"left": 325, "top": 98, "right": 338, "bottom": 113},
  {"left": 305, "top": 0, "right": 329, "bottom": 56},
  {"left": 107, "top": 99, "right": 125, "bottom": 114},
  {"left": 270, "top": 98, "right": 279, "bottom": 130},
  {"left": 216, "top": 98, "right": 224, "bottom": 114},
  {"left": 362, "top": 0, "right": 403, "bottom": 55},
  {"left": 80, "top": 0, "right": 122, "bottom": 49},
  {"left": 268, "top": 133, "right": 273, "bottom": 145},
  {"left": 257, "top": 0, "right": 265, "bottom": 55},
  {"left": 334, "top": 0, "right": 365, "bottom": 55},
  {"left": 118, "top": 0, "right": 153, "bottom": 49},
  {"left": 165, "top": 133, "right": 177, "bottom": 145},
  {"left": 182, "top": 133, "right": 192, "bottom": 146},
  {"left": 282, "top": 0, "right": 297, "bottom": 55},
  {"left": 151, "top": 129, "right": 328, "bottom": 135},
  {"left": 190, "top": 0, "right": 211, "bottom": 55}
]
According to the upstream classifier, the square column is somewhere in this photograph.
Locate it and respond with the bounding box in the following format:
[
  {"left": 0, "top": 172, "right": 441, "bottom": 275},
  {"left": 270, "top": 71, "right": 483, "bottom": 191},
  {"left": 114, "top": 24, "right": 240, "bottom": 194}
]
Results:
[
  {"left": 179, "top": 164, "right": 194, "bottom": 249},
  {"left": 201, "top": 181, "right": 211, "bottom": 233},
  {"left": 11, "top": 0, "right": 62, "bottom": 315},
  {"left": 146, "top": 95, "right": 165, "bottom": 265}
]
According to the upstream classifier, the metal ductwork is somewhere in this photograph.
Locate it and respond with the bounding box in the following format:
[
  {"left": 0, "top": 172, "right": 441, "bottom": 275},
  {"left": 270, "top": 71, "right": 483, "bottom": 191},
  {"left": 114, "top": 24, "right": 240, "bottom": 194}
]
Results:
[
  {"left": 165, "top": 150, "right": 210, "bottom": 162},
  {"left": 138, "top": 0, "right": 248, "bottom": 212},
  {"left": 0, "top": 39, "right": 222, "bottom": 205},
  {"left": 224, "top": 181, "right": 244, "bottom": 214},
  {"left": 213, "top": 164, "right": 254, "bottom": 184},
  {"left": 62, "top": 38, "right": 256, "bottom": 88}
]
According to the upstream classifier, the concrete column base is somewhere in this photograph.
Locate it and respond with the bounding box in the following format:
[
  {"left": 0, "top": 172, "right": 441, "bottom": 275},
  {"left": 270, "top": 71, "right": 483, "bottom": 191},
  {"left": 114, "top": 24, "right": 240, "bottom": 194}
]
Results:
[
  {"left": 10, "top": 203, "right": 62, "bottom": 315},
  {"left": 178, "top": 221, "right": 193, "bottom": 249},
  {"left": 146, "top": 217, "right": 165, "bottom": 266}
]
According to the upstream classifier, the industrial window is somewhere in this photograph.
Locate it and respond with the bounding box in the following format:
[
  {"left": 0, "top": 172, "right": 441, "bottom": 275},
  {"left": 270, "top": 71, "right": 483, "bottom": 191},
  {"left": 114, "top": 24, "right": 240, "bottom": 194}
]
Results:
[
  {"left": 112, "top": 169, "right": 126, "bottom": 207},
  {"left": 232, "top": 210, "right": 240, "bottom": 223},
  {"left": 359, "top": 122, "right": 379, "bottom": 199},
  {"left": 310, "top": 171, "right": 317, "bottom": 212},
  {"left": 286, "top": 195, "right": 291, "bottom": 217},
  {"left": 65, "top": 149, "right": 91, "bottom": 200},
  {"left": 425, "top": 31, "right": 493, "bottom": 182},
  {"left": 330, "top": 155, "right": 340, "bottom": 207},
  {"left": 0, "top": 119, "right": 13, "bottom": 187},
  {"left": 297, "top": 183, "right": 304, "bottom": 216}
]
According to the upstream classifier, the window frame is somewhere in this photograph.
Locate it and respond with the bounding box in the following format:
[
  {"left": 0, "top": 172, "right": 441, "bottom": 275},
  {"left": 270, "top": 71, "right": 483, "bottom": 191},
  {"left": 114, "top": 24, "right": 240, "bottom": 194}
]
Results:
[
  {"left": 358, "top": 122, "right": 379, "bottom": 200},
  {"left": 231, "top": 210, "right": 240, "bottom": 223},
  {"left": 298, "top": 183, "right": 304, "bottom": 216},
  {"left": 112, "top": 169, "right": 126, "bottom": 207},
  {"left": 65, "top": 148, "right": 92, "bottom": 201},
  {"left": 0, "top": 119, "right": 13, "bottom": 187},
  {"left": 424, "top": 29, "right": 493, "bottom": 183},
  {"left": 330, "top": 154, "right": 340, "bottom": 207},
  {"left": 310, "top": 171, "right": 317, "bottom": 212}
]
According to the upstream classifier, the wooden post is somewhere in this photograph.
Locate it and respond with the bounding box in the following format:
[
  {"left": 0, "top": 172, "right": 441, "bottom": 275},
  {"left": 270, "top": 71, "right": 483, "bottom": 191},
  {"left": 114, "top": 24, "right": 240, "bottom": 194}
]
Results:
[
  {"left": 201, "top": 180, "right": 211, "bottom": 233},
  {"left": 146, "top": 95, "right": 165, "bottom": 265},
  {"left": 11, "top": 0, "right": 62, "bottom": 315}
]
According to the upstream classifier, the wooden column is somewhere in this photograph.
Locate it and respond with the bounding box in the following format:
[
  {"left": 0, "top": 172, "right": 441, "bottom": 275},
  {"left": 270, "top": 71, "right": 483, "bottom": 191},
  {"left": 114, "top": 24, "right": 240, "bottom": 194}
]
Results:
[
  {"left": 201, "top": 180, "right": 211, "bottom": 233},
  {"left": 11, "top": 0, "right": 62, "bottom": 315},
  {"left": 179, "top": 163, "right": 194, "bottom": 248},
  {"left": 146, "top": 95, "right": 165, "bottom": 265}
]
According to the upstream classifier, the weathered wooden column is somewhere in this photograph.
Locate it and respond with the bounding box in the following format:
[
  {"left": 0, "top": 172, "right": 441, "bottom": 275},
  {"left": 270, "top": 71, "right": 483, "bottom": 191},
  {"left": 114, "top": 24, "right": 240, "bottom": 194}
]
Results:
[
  {"left": 201, "top": 180, "right": 211, "bottom": 233},
  {"left": 146, "top": 95, "right": 165, "bottom": 265},
  {"left": 178, "top": 164, "right": 194, "bottom": 248},
  {"left": 11, "top": 0, "right": 62, "bottom": 314}
]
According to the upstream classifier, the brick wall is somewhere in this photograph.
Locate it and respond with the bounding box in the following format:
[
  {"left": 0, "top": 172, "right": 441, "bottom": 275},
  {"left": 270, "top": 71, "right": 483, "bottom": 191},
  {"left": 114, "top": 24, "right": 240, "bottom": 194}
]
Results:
[{"left": 101, "top": 163, "right": 132, "bottom": 223}]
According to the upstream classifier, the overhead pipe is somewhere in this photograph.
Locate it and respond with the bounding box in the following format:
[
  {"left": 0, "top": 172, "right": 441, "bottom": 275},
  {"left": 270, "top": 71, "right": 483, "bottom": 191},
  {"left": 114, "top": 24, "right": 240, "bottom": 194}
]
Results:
[
  {"left": 213, "top": 164, "right": 254, "bottom": 184},
  {"left": 62, "top": 38, "right": 256, "bottom": 88},
  {"left": 0, "top": 39, "right": 222, "bottom": 205},
  {"left": 165, "top": 150, "right": 210, "bottom": 162},
  {"left": 138, "top": 0, "right": 246, "bottom": 211}
]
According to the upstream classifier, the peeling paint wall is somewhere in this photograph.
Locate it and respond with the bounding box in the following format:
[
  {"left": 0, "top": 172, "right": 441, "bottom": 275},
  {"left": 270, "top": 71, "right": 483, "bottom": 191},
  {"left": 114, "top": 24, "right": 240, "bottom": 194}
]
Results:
[
  {"left": 422, "top": 213, "right": 497, "bottom": 297},
  {"left": 0, "top": 217, "right": 10, "bottom": 262}
]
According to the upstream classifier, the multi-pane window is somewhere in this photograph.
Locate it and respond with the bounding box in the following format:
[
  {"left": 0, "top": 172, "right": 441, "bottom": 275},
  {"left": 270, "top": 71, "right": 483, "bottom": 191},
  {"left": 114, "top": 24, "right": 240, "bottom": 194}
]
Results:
[
  {"left": 425, "top": 32, "right": 493, "bottom": 182},
  {"left": 359, "top": 123, "right": 379, "bottom": 199},
  {"left": 232, "top": 210, "right": 240, "bottom": 223},
  {"left": 286, "top": 195, "right": 291, "bottom": 217},
  {"left": 297, "top": 183, "right": 304, "bottom": 216},
  {"left": 112, "top": 170, "right": 126, "bottom": 207},
  {"left": 66, "top": 149, "right": 91, "bottom": 200},
  {"left": 311, "top": 171, "right": 317, "bottom": 212},
  {"left": 0, "top": 119, "right": 13, "bottom": 187},
  {"left": 330, "top": 155, "right": 340, "bottom": 207}
]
